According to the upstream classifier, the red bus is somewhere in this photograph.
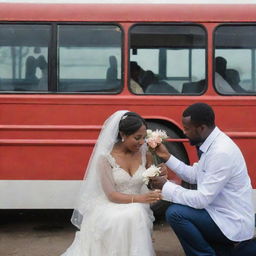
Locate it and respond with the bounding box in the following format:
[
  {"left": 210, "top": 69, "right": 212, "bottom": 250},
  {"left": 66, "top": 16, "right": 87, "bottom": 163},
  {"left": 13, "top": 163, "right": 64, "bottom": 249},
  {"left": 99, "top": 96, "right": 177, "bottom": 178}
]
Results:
[{"left": 0, "top": 2, "right": 255, "bottom": 210}]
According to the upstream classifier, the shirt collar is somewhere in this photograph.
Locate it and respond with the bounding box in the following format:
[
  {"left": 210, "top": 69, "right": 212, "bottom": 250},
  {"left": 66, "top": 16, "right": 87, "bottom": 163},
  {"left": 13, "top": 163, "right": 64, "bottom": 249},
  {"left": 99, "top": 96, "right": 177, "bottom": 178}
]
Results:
[{"left": 199, "top": 126, "right": 221, "bottom": 154}]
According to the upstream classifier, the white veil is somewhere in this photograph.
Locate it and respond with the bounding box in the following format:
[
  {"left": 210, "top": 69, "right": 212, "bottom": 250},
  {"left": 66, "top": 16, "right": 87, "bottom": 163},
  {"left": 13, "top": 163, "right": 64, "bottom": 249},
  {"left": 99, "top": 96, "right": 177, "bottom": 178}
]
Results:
[{"left": 71, "top": 110, "right": 128, "bottom": 229}]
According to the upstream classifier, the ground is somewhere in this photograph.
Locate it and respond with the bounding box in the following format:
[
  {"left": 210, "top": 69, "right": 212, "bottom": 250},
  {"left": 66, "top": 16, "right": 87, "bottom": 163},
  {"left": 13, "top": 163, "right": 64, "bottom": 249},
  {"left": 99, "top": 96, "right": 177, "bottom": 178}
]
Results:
[{"left": 0, "top": 210, "right": 185, "bottom": 256}]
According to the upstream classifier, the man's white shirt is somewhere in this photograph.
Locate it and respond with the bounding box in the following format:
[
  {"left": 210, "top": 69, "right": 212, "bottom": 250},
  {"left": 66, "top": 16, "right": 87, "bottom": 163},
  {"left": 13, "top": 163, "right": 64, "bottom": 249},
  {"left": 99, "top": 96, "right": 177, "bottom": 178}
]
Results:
[{"left": 162, "top": 127, "right": 255, "bottom": 241}]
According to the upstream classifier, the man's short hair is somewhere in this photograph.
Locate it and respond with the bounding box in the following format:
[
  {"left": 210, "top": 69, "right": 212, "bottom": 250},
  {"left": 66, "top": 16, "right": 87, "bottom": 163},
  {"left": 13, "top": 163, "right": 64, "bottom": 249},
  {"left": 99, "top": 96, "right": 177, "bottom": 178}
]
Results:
[{"left": 183, "top": 102, "right": 215, "bottom": 127}]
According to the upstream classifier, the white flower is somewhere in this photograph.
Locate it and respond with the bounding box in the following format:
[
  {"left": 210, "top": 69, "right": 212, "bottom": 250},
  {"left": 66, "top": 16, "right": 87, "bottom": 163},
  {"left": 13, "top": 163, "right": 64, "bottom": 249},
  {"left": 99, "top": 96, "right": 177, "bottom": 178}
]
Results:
[
  {"left": 147, "top": 129, "right": 153, "bottom": 136},
  {"left": 142, "top": 165, "right": 161, "bottom": 185},
  {"left": 146, "top": 129, "right": 168, "bottom": 149}
]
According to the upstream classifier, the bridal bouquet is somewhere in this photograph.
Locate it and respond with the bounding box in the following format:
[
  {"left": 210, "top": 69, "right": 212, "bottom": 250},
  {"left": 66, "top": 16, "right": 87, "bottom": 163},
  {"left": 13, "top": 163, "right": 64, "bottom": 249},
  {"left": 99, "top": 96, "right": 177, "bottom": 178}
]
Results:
[
  {"left": 146, "top": 129, "right": 168, "bottom": 149},
  {"left": 142, "top": 165, "right": 161, "bottom": 185}
]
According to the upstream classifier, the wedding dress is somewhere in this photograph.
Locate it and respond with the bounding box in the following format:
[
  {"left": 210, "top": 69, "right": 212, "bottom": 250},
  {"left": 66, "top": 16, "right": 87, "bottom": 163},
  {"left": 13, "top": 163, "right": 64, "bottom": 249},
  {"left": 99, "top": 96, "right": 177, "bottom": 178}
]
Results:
[{"left": 61, "top": 145, "right": 155, "bottom": 256}]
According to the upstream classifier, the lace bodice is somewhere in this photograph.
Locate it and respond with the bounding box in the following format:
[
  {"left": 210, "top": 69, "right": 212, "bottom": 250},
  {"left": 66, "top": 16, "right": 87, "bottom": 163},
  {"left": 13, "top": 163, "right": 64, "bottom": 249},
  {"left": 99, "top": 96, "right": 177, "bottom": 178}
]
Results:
[{"left": 106, "top": 148, "right": 147, "bottom": 194}]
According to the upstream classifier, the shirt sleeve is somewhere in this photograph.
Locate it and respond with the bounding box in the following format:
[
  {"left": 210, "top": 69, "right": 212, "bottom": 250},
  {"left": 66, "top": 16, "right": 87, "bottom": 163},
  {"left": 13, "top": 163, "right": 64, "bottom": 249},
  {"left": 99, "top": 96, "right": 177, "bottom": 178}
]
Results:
[
  {"left": 166, "top": 155, "right": 198, "bottom": 184},
  {"left": 162, "top": 151, "right": 233, "bottom": 209},
  {"left": 98, "top": 155, "right": 117, "bottom": 199}
]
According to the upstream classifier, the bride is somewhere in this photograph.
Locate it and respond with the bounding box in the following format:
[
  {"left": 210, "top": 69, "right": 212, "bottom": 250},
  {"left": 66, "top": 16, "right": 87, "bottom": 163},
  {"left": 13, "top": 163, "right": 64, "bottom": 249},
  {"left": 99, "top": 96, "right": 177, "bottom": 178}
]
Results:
[{"left": 61, "top": 110, "right": 162, "bottom": 256}]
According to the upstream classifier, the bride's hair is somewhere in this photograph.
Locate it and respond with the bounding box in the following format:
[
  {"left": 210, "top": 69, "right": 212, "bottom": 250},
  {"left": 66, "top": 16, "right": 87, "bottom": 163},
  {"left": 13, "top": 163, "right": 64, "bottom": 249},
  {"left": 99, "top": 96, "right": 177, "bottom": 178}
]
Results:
[{"left": 118, "top": 112, "right": 147, "bottom": 140}]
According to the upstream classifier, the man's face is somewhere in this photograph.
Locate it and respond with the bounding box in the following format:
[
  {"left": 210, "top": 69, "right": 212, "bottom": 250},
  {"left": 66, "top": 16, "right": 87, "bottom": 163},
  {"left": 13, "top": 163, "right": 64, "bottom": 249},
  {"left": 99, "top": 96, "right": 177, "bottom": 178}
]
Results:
[{"left": 182, "top": 116, "right": 205, "bottom": 146}]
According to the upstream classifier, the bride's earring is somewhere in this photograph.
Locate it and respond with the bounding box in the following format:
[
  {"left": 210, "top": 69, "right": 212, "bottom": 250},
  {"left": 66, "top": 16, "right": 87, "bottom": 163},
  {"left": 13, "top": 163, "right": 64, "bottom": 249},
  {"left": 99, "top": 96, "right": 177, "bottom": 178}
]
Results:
[{"left": 121, "top": 137, "right": 124, "bottom": 142}]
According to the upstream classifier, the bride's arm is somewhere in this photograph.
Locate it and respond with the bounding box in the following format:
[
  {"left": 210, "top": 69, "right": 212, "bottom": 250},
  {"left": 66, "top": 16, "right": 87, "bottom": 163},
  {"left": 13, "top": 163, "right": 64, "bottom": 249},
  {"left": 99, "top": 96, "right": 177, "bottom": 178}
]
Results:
[
  {"left": 99, "top": 155, "right": 161, "bottom": 204},
  {"left": 146, "top": 151, "right": 153, "bottom": 168}
]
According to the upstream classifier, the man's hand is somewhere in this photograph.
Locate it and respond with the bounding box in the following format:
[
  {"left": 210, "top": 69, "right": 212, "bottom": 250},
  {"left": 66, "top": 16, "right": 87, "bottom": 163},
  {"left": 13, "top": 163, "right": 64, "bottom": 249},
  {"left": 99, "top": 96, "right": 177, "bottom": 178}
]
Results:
[
  {"left": 155, "top": 143, "right": 171, "bottom": 162},
  {"left": 150, "top": 175, "right": 168, "bottom": 190},
  {"left": 158, "top": 163, "right": 167, "bottom": 178}
]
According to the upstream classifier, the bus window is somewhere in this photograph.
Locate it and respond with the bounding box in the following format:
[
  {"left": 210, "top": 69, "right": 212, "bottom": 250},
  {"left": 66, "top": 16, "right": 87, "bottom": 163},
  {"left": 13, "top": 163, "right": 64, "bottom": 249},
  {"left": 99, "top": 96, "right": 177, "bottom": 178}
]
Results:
[
  {"left": 58, "top": 25, "right": 122, "bottom": 93},
  {"left": 215, "top": 25, "right": 256, "bottom": 95},
  {"left": 129, "top": 25, "right": 206, "bottom": 95},
  {"left": 0, "top": 24, "right": 50, "bottom": 92}
]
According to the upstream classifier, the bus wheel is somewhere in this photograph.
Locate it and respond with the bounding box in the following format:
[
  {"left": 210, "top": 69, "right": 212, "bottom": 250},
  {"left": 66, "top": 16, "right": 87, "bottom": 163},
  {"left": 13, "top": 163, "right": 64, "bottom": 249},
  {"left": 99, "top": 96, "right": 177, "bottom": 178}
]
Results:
[{"left": 146, "top": 121, "right": 189, "bottom": 222}]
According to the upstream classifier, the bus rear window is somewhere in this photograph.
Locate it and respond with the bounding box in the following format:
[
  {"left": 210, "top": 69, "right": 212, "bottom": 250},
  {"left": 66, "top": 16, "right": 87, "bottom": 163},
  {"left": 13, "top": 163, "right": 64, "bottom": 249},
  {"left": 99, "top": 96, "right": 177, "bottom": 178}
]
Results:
[
  {"left": 58, "top": 25, "right": 122, "bottom": 93},
  {"left": 0, "top": 24, "right": 122, "bottom": 94},
  {"left": 215, "top": 25, "right": 256, "bottom": 95},
  {"left": 129, "top": 24, "right": 206, "bottom": 95},
  {"left": 0, "top": 24, "right": 50, "bottom": 92}
]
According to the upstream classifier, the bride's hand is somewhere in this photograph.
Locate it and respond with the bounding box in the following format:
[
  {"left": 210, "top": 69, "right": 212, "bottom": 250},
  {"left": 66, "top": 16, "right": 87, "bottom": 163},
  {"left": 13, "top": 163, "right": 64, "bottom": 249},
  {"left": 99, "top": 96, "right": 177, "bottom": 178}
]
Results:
[{"left": 135, "top": 190, "right": 162, "bottom": 204}]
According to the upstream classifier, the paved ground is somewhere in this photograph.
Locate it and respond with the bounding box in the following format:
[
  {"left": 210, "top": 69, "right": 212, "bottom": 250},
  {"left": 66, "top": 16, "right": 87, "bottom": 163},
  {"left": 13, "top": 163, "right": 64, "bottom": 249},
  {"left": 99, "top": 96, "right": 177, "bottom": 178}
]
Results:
[{"left": 0, "top": 210, "right": 185, "bottom": 256}]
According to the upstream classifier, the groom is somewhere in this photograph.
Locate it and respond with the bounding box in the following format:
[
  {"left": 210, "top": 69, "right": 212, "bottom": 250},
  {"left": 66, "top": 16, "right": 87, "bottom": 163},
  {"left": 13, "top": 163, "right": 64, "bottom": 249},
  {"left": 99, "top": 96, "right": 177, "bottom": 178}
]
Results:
[{"left": 151, "top": 102, "right": 255, "bottom": 256}]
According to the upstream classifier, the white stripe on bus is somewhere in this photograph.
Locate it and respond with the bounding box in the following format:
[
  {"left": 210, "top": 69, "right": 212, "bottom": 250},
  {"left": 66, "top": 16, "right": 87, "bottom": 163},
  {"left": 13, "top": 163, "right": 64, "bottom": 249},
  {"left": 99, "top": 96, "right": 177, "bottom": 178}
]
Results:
[{"left": 0, "top": 180, "right": 256, "bottom": 210}]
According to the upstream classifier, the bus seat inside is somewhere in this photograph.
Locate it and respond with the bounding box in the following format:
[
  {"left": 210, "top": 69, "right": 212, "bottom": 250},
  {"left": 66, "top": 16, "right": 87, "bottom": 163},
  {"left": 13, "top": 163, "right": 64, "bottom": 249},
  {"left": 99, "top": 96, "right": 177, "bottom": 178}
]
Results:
[
  {"left": 182, "top": 80, "right": 205, "bottom": 94},
  {"left": 145, "top": 81, "right": 179, "bottom": 94}
]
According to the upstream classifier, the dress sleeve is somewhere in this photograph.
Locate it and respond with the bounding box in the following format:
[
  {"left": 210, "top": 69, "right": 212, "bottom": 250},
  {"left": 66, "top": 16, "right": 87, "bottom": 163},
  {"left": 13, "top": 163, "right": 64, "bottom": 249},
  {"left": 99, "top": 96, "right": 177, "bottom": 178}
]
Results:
[{"left": 98, "top": 154, "right": 117, "bottom": 199}]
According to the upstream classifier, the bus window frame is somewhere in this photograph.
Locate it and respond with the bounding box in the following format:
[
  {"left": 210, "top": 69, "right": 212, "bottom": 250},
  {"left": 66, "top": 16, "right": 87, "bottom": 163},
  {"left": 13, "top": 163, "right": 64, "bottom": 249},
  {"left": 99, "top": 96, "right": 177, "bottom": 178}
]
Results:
[
  {"left": 0, "top": 21, "right": 52, "bottom": 94},
  {"left": 213, "top": 23, "right": 256, "bottom": 96},
  {"left": 0, "top": 21, "right": 124, "bottom": 95},
  {"left": 128, "top": 22, "right": 208, "bottom": 96}
]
